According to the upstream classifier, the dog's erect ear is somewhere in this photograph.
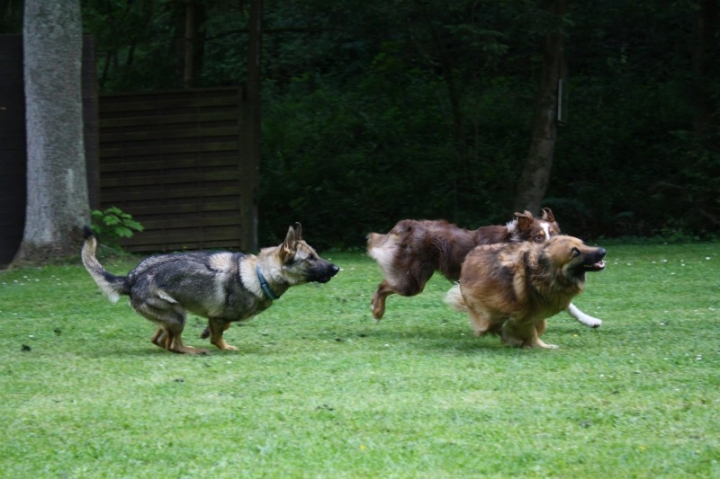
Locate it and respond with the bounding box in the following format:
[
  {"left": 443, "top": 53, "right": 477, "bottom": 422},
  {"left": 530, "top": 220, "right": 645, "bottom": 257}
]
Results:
[
  {"left": 293, "top": 222, "right": 303, "bottom": 241},
  {"left": 541, "top": 207, "right": 555, "bottom": 223},
  {"left": 514, "top": 210, "right": 534, "bottom": 231},
  {"left": 282, "top": 225, "right": 298, "bottom": 255}
]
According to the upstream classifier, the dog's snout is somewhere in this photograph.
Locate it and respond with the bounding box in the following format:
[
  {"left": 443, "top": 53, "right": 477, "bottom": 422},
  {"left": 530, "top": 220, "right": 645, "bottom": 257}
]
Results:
[
  {"left": 311, "top": 262, "right": 340, "bottom": 283},
  {"left": 596, "top": 248, "right": 607, "bottom": 259}
]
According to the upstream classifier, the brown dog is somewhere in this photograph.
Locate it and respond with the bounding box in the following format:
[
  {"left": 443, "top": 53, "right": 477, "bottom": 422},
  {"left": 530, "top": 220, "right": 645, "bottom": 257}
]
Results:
[
  {"left": 367, "top": 210, "right": 558, "bottom": 318},
  {"left": 445, "top": 236, "right": 606, "bottom": 349},
  {"left": 367, "top": 209, "right": 604, "bottom": 328}
]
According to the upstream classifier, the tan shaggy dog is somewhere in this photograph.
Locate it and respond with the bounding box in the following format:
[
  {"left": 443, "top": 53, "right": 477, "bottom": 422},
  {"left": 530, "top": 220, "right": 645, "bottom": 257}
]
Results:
[
  {"left": 367, "top": 209, "right": 561, "bottom": 320},
  {"left": 367, "top": 209, "right": 605, "bottom": 328},
  {"left": 445, "top": 235, "right": 606, "bottom": 349}
]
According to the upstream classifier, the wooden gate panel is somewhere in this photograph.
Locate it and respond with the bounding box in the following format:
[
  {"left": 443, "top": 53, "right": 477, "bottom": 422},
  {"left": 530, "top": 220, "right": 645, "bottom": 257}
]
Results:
[{"left": 98, "top": 88, "right": 247, "bottom": 252}]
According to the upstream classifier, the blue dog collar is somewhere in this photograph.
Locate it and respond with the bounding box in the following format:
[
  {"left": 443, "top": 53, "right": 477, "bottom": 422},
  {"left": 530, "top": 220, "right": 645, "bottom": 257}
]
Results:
[{"left": 256, "top": 264, "right": 279, "bottom": 300}]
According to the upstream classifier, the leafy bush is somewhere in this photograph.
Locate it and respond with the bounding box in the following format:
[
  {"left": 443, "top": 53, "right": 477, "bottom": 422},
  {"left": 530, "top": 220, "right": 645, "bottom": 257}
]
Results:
[{"left": 90, "top": 207, "right": 144, "bottom": 248}]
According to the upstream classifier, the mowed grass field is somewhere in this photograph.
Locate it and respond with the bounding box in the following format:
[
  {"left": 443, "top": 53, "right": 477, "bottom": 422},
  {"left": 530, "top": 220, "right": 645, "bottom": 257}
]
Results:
[{"left": 1, "top": 242, "right": 719, "bottom": 478}]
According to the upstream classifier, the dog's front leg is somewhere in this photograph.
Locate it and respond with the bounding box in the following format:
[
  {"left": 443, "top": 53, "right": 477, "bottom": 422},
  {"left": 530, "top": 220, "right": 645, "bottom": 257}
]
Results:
[
  {"left": 566, "top": 303, "right": 602, "bottom": 328},
  {"left": 502, "top": 317, "right": 558, "bottom": 349},
  {"left": 208, "top": 318, "right": 238, "bottom": 351}
]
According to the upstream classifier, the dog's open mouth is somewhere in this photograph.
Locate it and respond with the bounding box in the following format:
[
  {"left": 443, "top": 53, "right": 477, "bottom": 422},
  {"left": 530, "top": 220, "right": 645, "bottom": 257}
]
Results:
[{"left": 583, "top": 260, "right": 606, "bottom": 272}]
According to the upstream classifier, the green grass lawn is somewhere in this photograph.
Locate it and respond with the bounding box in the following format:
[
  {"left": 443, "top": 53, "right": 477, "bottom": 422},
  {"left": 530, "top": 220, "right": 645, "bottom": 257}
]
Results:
[{"left": 1, "top": 243, "right": 719, "bottom": 478}]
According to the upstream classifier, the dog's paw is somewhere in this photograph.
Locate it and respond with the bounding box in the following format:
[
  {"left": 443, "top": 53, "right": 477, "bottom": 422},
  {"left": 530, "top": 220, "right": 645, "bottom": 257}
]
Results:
[
  {"left": 532, "top": 339, "right": 559, "bottom": 349},
  {"left": 213, "top": 341, "right": 238, "bottom": 351},
  {"left": 527, "top": 343, "right": 559, "bottom": 349},
  {"left": 177, "top": 346, "right": 210, "bottom": 355}
]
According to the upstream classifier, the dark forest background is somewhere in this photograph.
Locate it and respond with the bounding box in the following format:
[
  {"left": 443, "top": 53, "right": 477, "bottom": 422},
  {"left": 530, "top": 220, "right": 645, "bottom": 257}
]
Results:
[{"left": 3, "top": 0, "right": 719, "bottom": 249}]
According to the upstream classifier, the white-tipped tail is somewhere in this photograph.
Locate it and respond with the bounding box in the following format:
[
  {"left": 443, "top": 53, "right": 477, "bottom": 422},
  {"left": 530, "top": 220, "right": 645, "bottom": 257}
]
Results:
[
  {"left": 81, "top": 233, "right": 122, "bottom": 303},
  {"left": 566, "top": 302, "right": 602, "bottom": 328},
  {"left": 444, "top": 283, "right": 468, "bottom": 312}
]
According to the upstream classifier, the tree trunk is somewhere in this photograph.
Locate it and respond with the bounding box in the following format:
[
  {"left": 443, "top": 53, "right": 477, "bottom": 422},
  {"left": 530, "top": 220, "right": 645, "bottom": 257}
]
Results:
[
  {"left": 182, "top": 0, "right": 206, "bottom": 89},
  {"left": 183, "top": 0, "right": 196, "bottom": 89},
  {"left": 239, "top": 0, "right": 262, "bottom": 252},
  {"left": 513, "top": 0, "right": 567, "bottom": 214},
  {"left": 692, "top": 0, "right": 718, "bottom": 139},
  {"left": 12, "top": 0, "right": 89, "bottom": 266}
]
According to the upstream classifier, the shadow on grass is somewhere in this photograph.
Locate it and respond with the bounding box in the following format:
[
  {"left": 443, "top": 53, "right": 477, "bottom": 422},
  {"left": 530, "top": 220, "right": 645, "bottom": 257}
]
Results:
[
  {"left": 78, "top": 339, "right": 268, "bottom": 358},
  {"left": 355, "top": 314, "right": 624, "bottom": 355},
  {"left": 351, "top": 320, "right": 503, "bottom": 353}
]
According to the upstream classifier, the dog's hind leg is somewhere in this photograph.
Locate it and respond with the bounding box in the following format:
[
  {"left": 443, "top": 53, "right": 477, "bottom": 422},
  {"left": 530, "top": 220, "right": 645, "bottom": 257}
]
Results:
[
  {"left": 165, "top": 325, "right": 209, "bottom": 355},
  {"left": 163, "top": 326, "right": 207, "bottom": 354},
  {"left": 132, "top": 300, "right": 208, "bottom": 354},
  {"left": 465, "top": 306, "right": 496, "bottom": 337},
  {"left": 567, "top": 302, "right": 602, "bottom": 328},
  {"left": 148, "top": 325, "right": 179, "bottom": 351},
  {"left": 149, "top": 323, "right": 181, "bottom": 352},
  {"left": 150, "top": 327, "right": 167, "bottom": 349},
  {"left": 207, "top": 318, "right": 238, "bottom": 351}
]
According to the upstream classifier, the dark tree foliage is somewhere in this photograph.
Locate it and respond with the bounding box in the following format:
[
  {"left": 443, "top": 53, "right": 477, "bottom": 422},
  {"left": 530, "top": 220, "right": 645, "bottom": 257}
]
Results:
[
  {"left": 0, "top": 0, "right": 23, "bottom": 33},
  {"left": 80, "top": 0, "right": 720, "bottom": 248}
]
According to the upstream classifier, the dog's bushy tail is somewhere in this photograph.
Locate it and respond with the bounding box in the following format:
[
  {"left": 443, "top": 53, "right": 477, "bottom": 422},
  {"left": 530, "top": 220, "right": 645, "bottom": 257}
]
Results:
[
  {"left": 444, "top": 283, "right": 468, "bottom": 312},
  {"left": 81, "top": 227, "right": 127, "bottom": 303}
]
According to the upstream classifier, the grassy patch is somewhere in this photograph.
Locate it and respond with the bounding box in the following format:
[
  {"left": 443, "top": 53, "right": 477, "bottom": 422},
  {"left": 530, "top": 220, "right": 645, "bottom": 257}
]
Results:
[{"left": 1, "top": 244, "right": 719, "bottom": 478}]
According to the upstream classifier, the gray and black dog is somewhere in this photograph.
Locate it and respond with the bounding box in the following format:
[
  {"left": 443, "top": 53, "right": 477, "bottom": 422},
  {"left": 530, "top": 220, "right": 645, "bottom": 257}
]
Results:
[{"left": 82, "top": 223, "right": 339, "bottom": 354}]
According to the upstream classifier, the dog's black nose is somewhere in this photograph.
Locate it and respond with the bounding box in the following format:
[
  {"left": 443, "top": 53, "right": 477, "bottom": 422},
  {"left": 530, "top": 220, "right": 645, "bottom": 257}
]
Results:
[
  {"left": 597, "top": 248, "right": 607, "bottom": 259},
  {"left": 313, "top": 263, "right": 340, "bottom": 283}
]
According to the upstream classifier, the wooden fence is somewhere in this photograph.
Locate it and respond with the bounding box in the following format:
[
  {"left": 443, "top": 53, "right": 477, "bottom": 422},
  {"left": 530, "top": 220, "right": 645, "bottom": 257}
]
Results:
[
  {"left": 1, "top": 35, "right": 255, "bottom": 262},
  {"left": 98, "top": 88, "right": 250, "bottom": 252}
]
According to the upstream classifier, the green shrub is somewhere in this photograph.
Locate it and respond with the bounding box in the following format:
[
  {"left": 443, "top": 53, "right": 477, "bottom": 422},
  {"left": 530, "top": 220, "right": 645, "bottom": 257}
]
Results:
[{"left": 90, "top": 207, "right": 144, "bottom": 248}]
